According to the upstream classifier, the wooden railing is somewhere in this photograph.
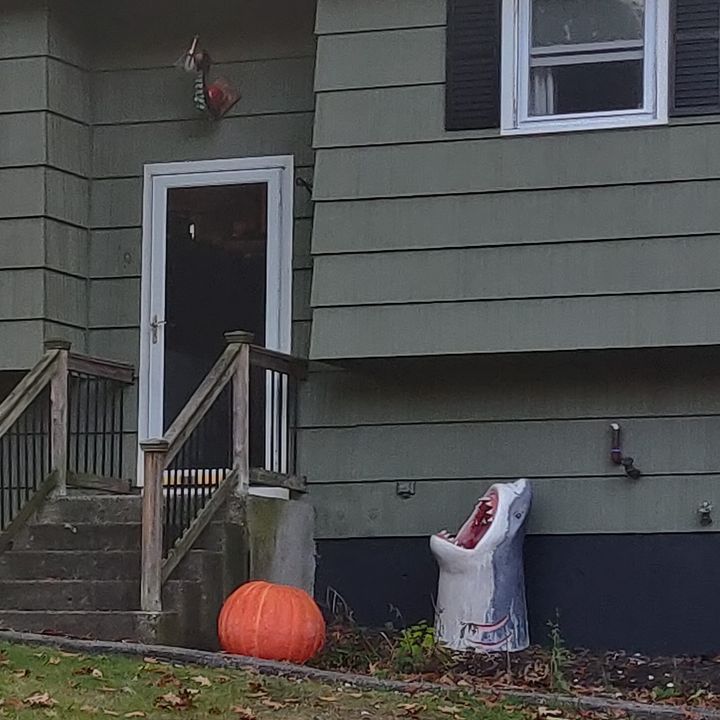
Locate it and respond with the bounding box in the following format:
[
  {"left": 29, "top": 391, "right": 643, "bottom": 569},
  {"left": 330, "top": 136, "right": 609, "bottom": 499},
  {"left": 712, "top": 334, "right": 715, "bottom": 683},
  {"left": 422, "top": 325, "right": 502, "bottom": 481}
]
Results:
[
  {"left": 0, "top": 340, "right": 134, "bottom": 550},
  {"left": 140, "top": 331, "right": 308, "bottom": 613}
]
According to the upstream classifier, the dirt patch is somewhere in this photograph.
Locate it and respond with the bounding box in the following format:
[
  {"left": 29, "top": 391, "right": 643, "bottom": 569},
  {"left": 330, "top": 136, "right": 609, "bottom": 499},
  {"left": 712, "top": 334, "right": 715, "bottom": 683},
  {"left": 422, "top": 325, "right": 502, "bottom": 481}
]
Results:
[{"left": 311, "top": 625, "right": 720, "bottom": 711}]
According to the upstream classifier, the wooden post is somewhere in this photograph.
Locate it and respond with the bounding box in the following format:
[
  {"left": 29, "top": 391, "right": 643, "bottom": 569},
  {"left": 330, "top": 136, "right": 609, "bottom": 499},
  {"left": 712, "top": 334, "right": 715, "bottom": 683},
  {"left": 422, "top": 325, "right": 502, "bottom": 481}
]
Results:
[
  {"left": 140, "top": 438, "right": 169, "bottom": 613},
  {"left": 45, "top": 340, "right": 70, "bottom": 497},
  {"left": 225, "top": 331, "right": 253, "bottom": 497}
]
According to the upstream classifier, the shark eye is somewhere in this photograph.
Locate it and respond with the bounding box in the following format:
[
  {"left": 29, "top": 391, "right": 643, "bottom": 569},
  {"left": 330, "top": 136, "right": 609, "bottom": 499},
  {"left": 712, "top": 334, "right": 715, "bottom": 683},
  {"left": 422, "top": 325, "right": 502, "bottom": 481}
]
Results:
[{"left": 514, "top": 512, "right": 523, "bottom": 519}]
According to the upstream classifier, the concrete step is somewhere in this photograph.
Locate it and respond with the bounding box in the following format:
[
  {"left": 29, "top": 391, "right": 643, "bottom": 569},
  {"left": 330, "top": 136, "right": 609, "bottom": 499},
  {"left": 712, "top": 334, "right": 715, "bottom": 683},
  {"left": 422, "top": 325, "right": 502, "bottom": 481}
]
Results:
[
  {"left": 0, "top": 580, "right": 140, "bottom": 611},
  {"left": 0, "top": 610, "right": 177, "bottom": 643},
  {"left": 0, "top": 577, "right": 220, "bottom": 613},
  {"left": 17, "top": 521, "right": 225, "bottom": 552},
  {"left": 16, "top": 523, "right": 141, "bottom": 551},
  {"left": 0, "top": 549, "right": 222, "bottom": 581},
  {"left": 37, "top": 496, "right": 142, "bottom": 525}
]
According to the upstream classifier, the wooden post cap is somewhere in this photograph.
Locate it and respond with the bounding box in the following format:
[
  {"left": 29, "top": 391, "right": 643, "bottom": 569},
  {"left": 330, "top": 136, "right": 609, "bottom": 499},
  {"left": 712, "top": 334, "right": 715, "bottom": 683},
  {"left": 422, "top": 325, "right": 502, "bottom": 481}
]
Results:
[
  {"left": 225, "top": 331, "right": 255, "bottom": 345},
  {"left": 44, "top": 339, "right": 72, "bottom": 351},
  {"left": 140, "top": 438, "right": 170, "bottom": 452}
]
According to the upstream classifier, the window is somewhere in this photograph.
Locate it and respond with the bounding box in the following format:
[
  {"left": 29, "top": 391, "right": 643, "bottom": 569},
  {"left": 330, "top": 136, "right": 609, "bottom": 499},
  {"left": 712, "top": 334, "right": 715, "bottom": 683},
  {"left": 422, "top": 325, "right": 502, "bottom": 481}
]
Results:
[
  {"left": 444, "top": 0, "right": 719, "bottom": 135},
  {"left": 501, "top": 0, "right": 669, "bottom": 133}
]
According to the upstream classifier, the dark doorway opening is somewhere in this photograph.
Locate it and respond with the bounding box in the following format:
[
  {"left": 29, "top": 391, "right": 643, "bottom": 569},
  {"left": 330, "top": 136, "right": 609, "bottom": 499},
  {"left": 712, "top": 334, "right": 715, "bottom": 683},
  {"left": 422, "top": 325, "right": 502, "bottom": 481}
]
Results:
[{"left": 163, "top": 183, "right": 268, "bottom": 466}]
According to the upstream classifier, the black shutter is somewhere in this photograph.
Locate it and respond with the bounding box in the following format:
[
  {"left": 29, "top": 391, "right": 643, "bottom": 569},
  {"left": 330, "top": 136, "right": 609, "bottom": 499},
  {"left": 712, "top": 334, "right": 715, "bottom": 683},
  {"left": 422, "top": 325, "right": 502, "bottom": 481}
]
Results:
[
  {"left": 671, "top": 0, "right": 720, "bottom": 115},
  {"left": 445, "top": 0, "right": 502, "bottom": 130}
]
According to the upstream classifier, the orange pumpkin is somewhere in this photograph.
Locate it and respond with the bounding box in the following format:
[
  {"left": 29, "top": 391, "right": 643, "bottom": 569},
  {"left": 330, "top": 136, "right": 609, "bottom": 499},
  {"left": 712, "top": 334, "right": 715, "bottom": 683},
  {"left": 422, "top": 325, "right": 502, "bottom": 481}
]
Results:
[{"left": 217, "top": 581, "right": 326, "bottom": 663}]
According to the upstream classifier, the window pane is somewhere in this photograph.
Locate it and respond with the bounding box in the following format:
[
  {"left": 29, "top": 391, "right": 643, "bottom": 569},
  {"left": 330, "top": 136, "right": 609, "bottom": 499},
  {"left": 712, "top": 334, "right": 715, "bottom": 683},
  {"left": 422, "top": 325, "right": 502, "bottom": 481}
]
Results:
[
  {"left": 532, "top": 0, "right": 645, "bottom": 47},
  {"left": 529, "top": 59, "right": 643, "bottom": 115}
]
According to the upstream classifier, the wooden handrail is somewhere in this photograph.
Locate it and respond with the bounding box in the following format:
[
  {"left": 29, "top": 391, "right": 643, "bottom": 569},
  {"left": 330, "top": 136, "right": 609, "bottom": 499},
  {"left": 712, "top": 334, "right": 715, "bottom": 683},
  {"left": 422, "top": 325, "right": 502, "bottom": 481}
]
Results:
[
  {"left": 0, "top": 350, "right": 61, "bottom": 439},
  {"left": 249, "top": 346, "right": 308, "bottom": 379},
  {"left": 163, "top": 343, "right": 244, "bottom": 466},
  {"left": 0, "top": 341, "right": 136, "bottom": 541},
  {"left": 140, "top": 330, "right": 309, "bottom": 613},
  {"left": 68, "top": 353, "right": 134, "bottom": 384}
]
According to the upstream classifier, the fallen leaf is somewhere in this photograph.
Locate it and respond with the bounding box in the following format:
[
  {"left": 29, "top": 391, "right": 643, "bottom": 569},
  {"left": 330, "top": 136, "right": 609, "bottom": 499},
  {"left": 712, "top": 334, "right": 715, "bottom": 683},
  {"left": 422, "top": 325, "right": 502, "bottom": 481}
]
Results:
[
  {"left": 439, "top": 707, "right": 464, "bottom": 715},
  {"left": 103, "top": 711, "right": 120, "bottom": 717},
  {"left": 318, "top": 696, "right": 339, "bottom": 702},
  {"left": 80, "top": 707, "right": 99, "bottom": 714},
  {"left": 245, "top": 692, "right": 268, "bottom": 699},
  {"left": 348, "top": 692, "right": 364, "bottom": 698},
  {"left": 261, "top": 699, "right": 287, "bottom": 710},
  {"left": 13, "top": 668, "right": 30, "bottom": 678},
  {"left": 25, "top": 693, "right": 58, "bottom": 708},
  {"left": 191, "top": 675, "right": 212, "bottom": 687},
  {"left": 99, "top": 687, "right": 118, "bottom": 694},
  {"left": 5, "top": 698, "right": 25, "bottom": 710},
  {"left": 59, "top": 651, "right": 80, "bottom": 658},
  {"left": 92, "top": 668, "right": 104, "bottom": 679},
  {"left": 143, "top": 657, "right": 159, "bottom": 664},
  {"left": 537, "top": 708, "right": 564, "bottom": 719},
  {"left": 155, "top": 690, "right": 194, "bottom": 710},
  {"left": 124, "top": 712, "right": 146, "bottom": 718},
  {"left": 231, "top": 707, "right": 256, "bottom": 720},
  {"left": 48, "top": 657, "right": 61, "bottom": 665}
]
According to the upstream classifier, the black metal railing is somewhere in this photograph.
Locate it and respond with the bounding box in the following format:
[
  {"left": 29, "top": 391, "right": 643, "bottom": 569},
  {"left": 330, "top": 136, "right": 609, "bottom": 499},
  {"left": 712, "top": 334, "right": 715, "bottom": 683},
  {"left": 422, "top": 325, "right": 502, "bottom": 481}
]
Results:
[
  {"left": 162, "top": 385, "right": 232, "bottom": 553},
  {"left": 0, "top": 387, "right": 51, "bottom": 532},
  {"left": 68, "top": 371, "right": 127, "bottom": 481}
]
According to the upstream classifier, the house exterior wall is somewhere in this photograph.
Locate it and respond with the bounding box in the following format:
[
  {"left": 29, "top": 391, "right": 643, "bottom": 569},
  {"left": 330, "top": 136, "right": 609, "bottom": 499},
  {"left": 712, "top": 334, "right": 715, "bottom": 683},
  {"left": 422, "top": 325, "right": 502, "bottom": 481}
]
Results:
[
  {"left": 310, "top": 0, "right": 720, "bottom": 359},
  {"left": 83, "top": 0, "right": 316, "bottom": 370},
  {"left": 0, "top": 0, "right": 316, "bottom": 469},
  {"left": 0, "top": 0, "right": 88, "bottom": 370},
  {"left": 306, "top": 0, "right": 720, "bottom": 652}
]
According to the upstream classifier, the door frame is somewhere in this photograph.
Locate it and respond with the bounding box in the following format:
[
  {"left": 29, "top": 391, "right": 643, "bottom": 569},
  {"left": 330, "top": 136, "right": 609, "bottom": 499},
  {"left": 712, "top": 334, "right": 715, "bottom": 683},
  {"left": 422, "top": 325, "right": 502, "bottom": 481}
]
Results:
[{"left": 137, "top": 156, "right": 294, "bottom": 475}]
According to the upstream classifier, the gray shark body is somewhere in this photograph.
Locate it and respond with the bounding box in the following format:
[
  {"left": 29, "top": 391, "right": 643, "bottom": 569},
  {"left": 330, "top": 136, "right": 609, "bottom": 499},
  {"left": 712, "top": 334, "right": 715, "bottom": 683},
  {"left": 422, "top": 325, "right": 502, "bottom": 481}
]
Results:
[{"left": 430, "top": 479, "right": 532, "bottom": 652}]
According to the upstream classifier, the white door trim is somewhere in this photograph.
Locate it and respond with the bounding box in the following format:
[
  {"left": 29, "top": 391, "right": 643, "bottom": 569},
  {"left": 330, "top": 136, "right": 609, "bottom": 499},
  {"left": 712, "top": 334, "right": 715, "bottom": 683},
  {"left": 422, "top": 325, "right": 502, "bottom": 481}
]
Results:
[{"left": 137, "top": 156, "right": 294, "bottom": 478}]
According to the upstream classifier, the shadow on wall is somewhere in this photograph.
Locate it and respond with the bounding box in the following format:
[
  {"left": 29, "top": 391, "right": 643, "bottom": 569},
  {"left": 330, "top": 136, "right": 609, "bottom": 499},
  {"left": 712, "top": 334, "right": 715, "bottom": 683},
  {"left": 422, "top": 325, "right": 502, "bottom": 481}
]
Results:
[
  {"left": 0, "top": 372, "right": 25, "bottom": 403},
  {"left": 315, "top": 535, "right": 720, "bottom": 655}
]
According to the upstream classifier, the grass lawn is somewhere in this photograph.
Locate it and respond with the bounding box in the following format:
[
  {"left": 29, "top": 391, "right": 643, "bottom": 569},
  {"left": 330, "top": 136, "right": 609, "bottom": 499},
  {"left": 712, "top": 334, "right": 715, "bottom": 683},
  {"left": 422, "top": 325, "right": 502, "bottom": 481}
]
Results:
[{"left": 0, "top": 643, "right": 533, "bottom": 720}]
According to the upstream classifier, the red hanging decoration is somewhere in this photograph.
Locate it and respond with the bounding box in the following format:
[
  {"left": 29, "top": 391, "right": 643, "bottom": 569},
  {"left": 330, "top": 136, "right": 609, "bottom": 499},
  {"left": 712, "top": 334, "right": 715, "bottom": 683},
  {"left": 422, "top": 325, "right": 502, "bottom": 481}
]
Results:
[{"left": 177, "top": 36, "right": 241, "bottom": 119}]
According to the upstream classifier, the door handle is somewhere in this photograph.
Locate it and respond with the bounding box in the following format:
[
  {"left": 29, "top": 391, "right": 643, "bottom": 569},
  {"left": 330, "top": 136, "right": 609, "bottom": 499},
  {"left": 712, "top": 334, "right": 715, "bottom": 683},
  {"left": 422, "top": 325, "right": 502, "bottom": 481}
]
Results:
[{"left": 150, "top": 314, "right": 167, "bottom": 344}]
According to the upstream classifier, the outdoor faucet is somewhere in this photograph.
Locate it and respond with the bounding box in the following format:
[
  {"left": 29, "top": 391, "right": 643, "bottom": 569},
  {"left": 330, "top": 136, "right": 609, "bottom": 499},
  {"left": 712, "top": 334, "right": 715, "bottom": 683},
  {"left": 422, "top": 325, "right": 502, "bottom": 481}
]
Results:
[{"left": 609, "top": 422, "right": 642, "bottom": 480}]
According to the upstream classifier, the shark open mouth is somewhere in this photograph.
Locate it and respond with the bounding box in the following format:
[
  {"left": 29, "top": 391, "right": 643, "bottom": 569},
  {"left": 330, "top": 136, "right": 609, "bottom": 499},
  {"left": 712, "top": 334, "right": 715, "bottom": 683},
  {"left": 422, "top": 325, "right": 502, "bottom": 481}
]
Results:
[{"left": 435, "top": 489, "right": 498, "bottom": 550}]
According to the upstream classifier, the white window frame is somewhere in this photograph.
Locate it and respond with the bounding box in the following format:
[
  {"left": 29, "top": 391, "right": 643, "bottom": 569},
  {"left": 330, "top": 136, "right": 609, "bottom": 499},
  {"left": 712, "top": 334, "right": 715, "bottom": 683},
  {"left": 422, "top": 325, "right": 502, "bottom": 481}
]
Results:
[{"left": 500, "top": 0, "right": 670, "bottom": 135}]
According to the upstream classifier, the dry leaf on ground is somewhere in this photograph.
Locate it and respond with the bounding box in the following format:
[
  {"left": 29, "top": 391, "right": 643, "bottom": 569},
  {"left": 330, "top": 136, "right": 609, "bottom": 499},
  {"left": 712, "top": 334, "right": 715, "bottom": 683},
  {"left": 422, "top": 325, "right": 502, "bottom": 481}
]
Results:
[
  {"left": 24, "top": 693, "right": 58, "bottom": 708},
  {"left": 231, "top": 706, "right": 257, "bottom": 719}
]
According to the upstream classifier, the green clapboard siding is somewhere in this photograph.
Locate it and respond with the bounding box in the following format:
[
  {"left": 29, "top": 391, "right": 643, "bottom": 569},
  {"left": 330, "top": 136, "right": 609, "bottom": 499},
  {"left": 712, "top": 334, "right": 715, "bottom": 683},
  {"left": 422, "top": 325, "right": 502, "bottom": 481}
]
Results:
[
  {"left": 80, "top": 0, "right": 317, "bottom": 474},
  {"left": 300, "top": 348, "right": 720, "bottom": 536},
  {"left": 303, "top": 0, "right": 720, "bottom": 539},
  {"left": 311, "top": 476, "right": 720, "bottom": 537},
  {"left": 310, "top": 3, "right": 720, "bottom": 360},
  {"left": 0, "top": 3, "right": 92, "bottom": 368},
  {"left": 315, "top": 0, "right": 445, "bottom": 35}
]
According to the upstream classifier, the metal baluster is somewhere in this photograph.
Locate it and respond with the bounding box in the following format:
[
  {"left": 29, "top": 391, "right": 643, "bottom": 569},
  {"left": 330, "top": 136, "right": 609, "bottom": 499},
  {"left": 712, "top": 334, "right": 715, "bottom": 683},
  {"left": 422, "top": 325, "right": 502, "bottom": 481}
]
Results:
[
  {"left": 118, "top": 385, "right": 124, "bottom": 480},
  {"left": 0, "top": 434, "right": 6, "bottom": 531}
]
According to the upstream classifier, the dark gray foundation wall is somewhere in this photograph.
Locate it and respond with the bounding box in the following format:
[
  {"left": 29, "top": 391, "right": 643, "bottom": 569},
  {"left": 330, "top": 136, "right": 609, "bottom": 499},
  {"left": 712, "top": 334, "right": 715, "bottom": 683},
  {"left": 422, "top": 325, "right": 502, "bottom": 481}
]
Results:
[{"left": 316, "top": 534, "right": 720, "bottom": 656}]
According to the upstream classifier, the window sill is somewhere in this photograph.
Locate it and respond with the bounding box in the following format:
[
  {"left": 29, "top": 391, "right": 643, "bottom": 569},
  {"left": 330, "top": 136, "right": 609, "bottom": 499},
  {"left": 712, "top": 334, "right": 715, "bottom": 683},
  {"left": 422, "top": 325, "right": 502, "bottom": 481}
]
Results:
[{"left": 501, "top": 113, "right": 667, "bottom": 136}]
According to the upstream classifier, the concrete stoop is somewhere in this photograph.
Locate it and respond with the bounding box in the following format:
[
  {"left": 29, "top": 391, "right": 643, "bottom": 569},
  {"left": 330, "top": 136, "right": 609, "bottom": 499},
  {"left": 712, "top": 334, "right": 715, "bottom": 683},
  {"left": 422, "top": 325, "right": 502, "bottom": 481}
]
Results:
[
  {"left": 0, "top": 493, "right": 316, "bottom": 651},
  {"left": 0, "top": 496, "right": 228, "bottom": 650}
]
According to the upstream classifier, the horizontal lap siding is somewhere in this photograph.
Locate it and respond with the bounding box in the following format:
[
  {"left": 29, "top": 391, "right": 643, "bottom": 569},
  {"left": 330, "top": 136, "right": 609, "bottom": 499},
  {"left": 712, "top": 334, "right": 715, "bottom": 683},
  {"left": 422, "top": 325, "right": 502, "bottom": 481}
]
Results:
[
  {"left": 87, "top": 0, "right": 317, "bottom": 371},
  {"left": 310, "top": 3, "right": 720, "bottom": 359},
  {"left": 304, "top": 0, "right": 720, "bottom": 538},
  {"left": 300, "top": 350, "right": 720, "bottom": 536},
  {"left": 0, "top": 3, "right": 91, "bottom": 369}
]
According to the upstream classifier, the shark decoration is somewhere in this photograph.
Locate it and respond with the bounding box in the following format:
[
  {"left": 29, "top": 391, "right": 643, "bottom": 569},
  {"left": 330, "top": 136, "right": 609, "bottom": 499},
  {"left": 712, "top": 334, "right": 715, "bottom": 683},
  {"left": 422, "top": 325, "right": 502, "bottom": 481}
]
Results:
[
  {"left": 430, "top": 479, "right": 532, "bottom": 652},
  {"left": 177, "top": 36, "right": 241, "bottom": 119}
]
